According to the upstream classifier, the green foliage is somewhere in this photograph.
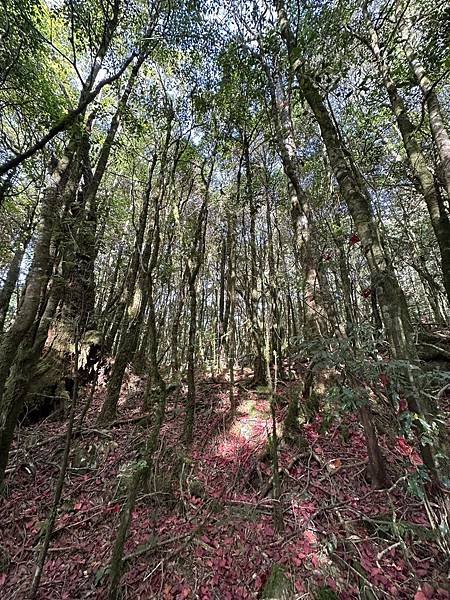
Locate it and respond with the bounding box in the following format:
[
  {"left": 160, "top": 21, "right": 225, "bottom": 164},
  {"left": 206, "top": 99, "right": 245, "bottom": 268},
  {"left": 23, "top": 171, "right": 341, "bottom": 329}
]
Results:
[
  {"left": 117, "top": 459, "right": 148, "bottom": 482},
  {"left": 314, "top": 587, "right": 339, "bottom": 600},
  {"left": 261, "top": 564, "right": 294, "bottom": 599},
  {"left": 0, "top": 0, "right": 69, "bottom": 133},
  {"left": 304, "top": 325, "right": 450, "bottom": 442}
]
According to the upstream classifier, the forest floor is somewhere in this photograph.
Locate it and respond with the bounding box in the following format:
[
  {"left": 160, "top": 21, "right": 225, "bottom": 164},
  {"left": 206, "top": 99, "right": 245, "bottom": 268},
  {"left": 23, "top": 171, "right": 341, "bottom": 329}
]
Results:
[{"left": 0, "top": 370, "right": 449, "bottom": 600}]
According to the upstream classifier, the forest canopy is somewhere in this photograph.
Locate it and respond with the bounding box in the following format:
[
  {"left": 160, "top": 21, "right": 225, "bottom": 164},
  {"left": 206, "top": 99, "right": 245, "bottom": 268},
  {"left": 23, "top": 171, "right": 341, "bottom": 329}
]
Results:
[{"left": 0, "top": 0, "right": 449, "bottom": 598}]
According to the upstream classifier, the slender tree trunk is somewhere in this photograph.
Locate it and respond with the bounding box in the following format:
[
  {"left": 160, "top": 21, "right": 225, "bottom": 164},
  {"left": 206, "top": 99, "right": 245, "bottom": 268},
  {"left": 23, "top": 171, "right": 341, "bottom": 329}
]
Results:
[
  {"left": 400, "top": 13, "right": 450, "bottom": 202},
  {"left": 359, "top": 403, "right": 390, "bottom": 489},
  {"left": 107, "top": 194, "right": 168, "bottom": 592},
  {"left": 262, "top": 62, "right": 323, "bottom": 340},
  {"left": 227, "top": 211, "right": 237, "bottom": 412},
  {"left": 30, "top": 331, "right": 80, "bottom": 599},
  {"left": 107, "top": 380, "right": 168, "bottom": 599},
  {"left": 66, "top": 54, "right": 148, "bottom": 331},
  {"left": 184, "top": 276, "right": 198, "bottom": 443},
  {"left": 264, "top": 296, "right": 284, "bottom": 532},
  {"left": 217, "top": 238, "right": 227, "bottom": 371},
  {"left": 274, "top": 0, "right": 439, "bottom": 478},
  {"left": 183, "top": 156, "right": 213, "bottom": 442},
  {"left": 0, "top": 236, "right": 30, "bottom": 335},
  {"left": 97, "top": 249, "right": 151, "bottom": 423},
  {"left": 170, "top": 285, "right": 184, "bottom": 377},
  {"left": 365, "top": 16, "right": 450, "bottom": 303},
  {"left": 243, "top": 133, "right": 266, "bottom": 385},
  {"left": 97, "top": 149, "right": 160, "bottom": 423}
]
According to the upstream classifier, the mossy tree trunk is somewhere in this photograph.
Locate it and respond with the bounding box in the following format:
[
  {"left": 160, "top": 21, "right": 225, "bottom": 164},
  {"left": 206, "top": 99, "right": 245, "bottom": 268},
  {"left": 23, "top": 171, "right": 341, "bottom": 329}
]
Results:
[
  {"left": 365, "top": 13, "right": 450, "bottom": 304},
  {"left": 0, "top": 281, "right": 62, "bottom": 487},
  {"left": 183, "top": 156, "right": 214, "bottom": 443},
  {"left": 274, "top": 0, "right": 439, "bottom": 480},
  {"left": 0, "top": 233, "right": 31, "bottom": 335},
  {"left": 400, "top": 8, "right": 450, "bottom": 203}
]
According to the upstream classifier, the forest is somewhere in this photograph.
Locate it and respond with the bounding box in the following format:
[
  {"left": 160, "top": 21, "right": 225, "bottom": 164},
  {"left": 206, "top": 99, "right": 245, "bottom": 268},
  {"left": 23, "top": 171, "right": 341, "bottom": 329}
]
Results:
[{"left": 0, "top": 0, "right": 449, "bottom": 598}]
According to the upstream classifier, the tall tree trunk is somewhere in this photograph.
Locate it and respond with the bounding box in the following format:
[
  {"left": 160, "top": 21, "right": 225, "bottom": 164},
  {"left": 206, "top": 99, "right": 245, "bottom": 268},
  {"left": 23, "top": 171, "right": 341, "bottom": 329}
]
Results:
[
  {"left": 226, "top": 210, "right": 237, "bottom": 411},
  {"left": 217, "top": 237, "right": 227, "bottom": 372},
  {"left": 0, "top": 235, "right": 30, "bottom": 335},
  {"left": 170, "top": 284, "right": 184, "bottom": 377},
  {"left": 68, "top": 54, "right": 149, "bottom": 331},
  {"left": 400, "top": 11, "right": 450, "bottom": 202},
  {"left": 274, "top": 0, "right": 438, "bottom": 478},
  {"left": 365, "top": 15, "right": 450, "bottom": 303},
  {"left": 183, "top": 157, "right": 213, "bottom": 443},
  {"left": 0, "top": 280, "right": 62, "bottom": 487},
  {"left": 183, "top": 275, "right": 198, "bottom": 443},
  {"left": 97, "top": 154, "right": 158, "bottom": 423},
  {"left": 243, "top": 133, "right": 266, "bottom": 385},
  {"left": 262, "top": 62, "right": 323, "bottom": 340},
  {"left": 0, "top": 143, "right": 75, "bottom": 410}
]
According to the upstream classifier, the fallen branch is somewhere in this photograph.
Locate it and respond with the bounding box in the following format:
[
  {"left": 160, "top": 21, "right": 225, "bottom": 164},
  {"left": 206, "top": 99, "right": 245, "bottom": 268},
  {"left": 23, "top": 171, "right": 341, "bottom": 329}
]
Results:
[
  {"left": 260, "top": 452, "right": 309, "bottom": 497},
  {"left": 123, "top": 502, "right": 215, "bottom": 563},
  {"left": 332, "top": 551, "right": 389, "bottom": 598},
  {"left": 31, "top": 427, "right": 112, "bottom": 450},
  {"left": 112, "top": 413, "right": 152, "bottom": 427},
  {"left": 123, "top": 532, "right": 187, "bottom": 562}
]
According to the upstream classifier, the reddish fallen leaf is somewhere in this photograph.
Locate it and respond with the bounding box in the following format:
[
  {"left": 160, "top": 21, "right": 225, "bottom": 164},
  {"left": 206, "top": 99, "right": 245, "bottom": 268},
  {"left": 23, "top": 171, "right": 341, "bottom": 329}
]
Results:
[
  {"left": 304, "top": 530, "right": 317, "bottom": 544},
  {"left": 310, "top": 553, "right": 320, "bottom": 567},
  {"left": 327, "top": 458, "right": 342, "bottom": 473},
  {"left": 398, "top": 398, "right": 408, "bottom": 412},
  {"left": 379, "top": 373, "right": 389, "bottom": 387},
  {"left": 179, "top": 585, "right": 191, "bottom": 599},
  {"left": 410, "top": 451, "right": 423, "bottom": 466},
  {"left": 395, "top": 436, "right": 413, "bottom": 457},
  {"left": 421, "top": 583, "right": 434, "bottom": 597},
  {"left": 389, "top": 586, "right": 399, "bottom": 595}
]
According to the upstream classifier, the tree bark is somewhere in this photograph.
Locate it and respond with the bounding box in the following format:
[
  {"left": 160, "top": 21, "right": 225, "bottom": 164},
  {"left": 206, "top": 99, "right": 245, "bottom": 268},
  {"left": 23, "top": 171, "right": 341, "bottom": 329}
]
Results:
[
  {"left": 273, "top": 0, "right": 438, "bottom": 478},
  {"left": 365, "top": 15, "right": 450, "bottom": 304},
  {"left": 0, "top": 146, "right": 75, "bottom": 410},
  {"left": 400, "top": 10, "right": 450, "bottom": 202},
  {"left": 0, "top": 235, "right": 30, "bottom": 335}
]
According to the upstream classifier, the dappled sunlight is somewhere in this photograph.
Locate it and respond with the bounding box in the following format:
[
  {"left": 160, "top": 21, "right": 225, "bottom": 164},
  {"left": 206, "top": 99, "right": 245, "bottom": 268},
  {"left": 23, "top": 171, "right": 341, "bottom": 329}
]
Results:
[{"left": 1, "top": 0, "right": 449, "bottom": 597}]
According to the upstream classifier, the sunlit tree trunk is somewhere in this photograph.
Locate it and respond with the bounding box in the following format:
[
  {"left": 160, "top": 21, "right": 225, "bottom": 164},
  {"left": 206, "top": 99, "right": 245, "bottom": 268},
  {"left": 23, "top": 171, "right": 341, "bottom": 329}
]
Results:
[
  {"left": 365, "top": 15, "right": 450, "bottom": 304},
  {"left": 66, "top": 54, "right": 148, "bottom": 332},
  {"left": 183, "top": 158, "right": 213, "bottom": 443},
  {"left": 0, "top": 143, "right": 75, "bottom": 410},
  {"left": 399, "top": 10, "right": 450, "bottom": 202},
  {"left": 262, "top": 64, "right": 323, "bottom": 340},
  {"left": 274, "top": 0, "right": 438, "bottom": 479},
  {"left": 0, "top": 233, "right": 31, "bottom": 335}
]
